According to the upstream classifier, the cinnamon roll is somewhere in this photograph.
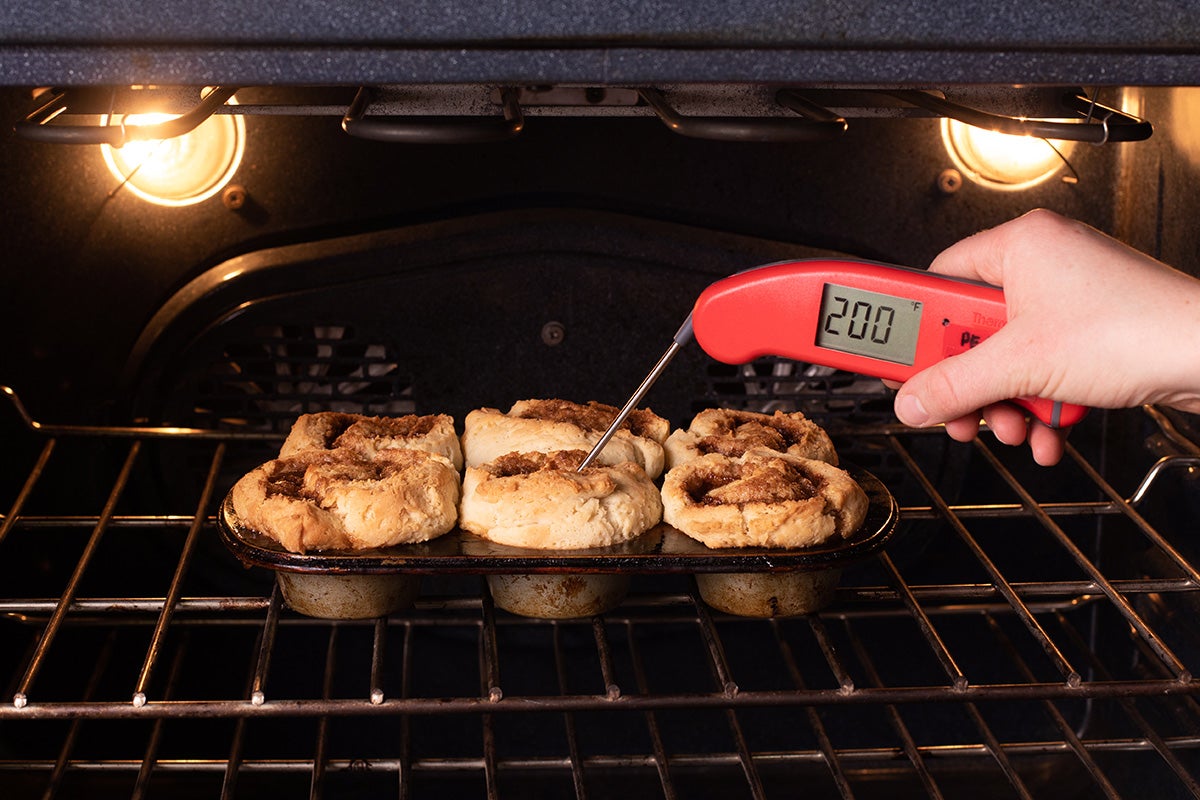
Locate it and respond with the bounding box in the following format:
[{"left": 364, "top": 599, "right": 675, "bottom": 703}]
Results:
[
  {"left": 231, "top": 448, "right": 460, "bottom": 553},
  {"left": 661, "top": 449, "right": 867, "bottom": 549},
  {"left": 459, "top": 449, "right": 663, "bottom": 550},
  {"left": 280, "top": 411, "right": 462, "bottom": 469},
  {"left": 664, "top": 408, "right": 838, "bottom": 469},
  {"left": 461, "top": 398, "right": 669, "bottom": 478}
]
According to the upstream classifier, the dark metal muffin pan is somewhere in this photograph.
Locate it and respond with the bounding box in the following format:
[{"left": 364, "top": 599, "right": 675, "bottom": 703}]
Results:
[{"left": 218, "top": 464, "right": 898, "bottom": 619}]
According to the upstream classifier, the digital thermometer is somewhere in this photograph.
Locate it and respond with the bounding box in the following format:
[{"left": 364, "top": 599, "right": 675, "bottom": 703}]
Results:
[
  {"left": 578, "top": 257, "right": 1085, "bottom": 472},
  {"left": 691, "top": 258, "right": 1087, "bottom": 429}
]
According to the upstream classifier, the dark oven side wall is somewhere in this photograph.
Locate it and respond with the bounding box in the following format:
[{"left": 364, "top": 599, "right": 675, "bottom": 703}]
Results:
[{"left": 1112, "top": 88, "right": 1200, "bottom": 274}]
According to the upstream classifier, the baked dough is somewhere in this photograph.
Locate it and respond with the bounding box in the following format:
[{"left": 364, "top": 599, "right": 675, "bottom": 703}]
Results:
[
  {"left": 231, "top": 448, "right": 460, "bottom": 553},
  {"left": 661, "top": 449, "right": 867, "bottom": 549},
  {"left": 459, "top": 450, "right": 663, "bottom": 550},
  {"left": 461, "top": 399, "right": 669, "bottom": 478},
  {"left": 664, "top": 408, "right": 838, "bottom": 469},
  {"left": 280, "top": 411, "right": 462, "bottom": 469}
]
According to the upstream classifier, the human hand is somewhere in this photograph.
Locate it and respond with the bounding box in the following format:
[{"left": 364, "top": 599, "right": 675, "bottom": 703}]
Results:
[{"left": 893, "top": 209, "right": 1200, "bottom": 465}]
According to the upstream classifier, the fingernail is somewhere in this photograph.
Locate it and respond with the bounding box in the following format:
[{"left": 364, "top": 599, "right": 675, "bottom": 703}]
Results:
[{"left": 896, "top": 394, "right": 930, "bottom": 426}]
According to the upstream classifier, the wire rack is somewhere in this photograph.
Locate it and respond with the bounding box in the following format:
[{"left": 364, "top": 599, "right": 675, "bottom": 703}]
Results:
[{"left": 3, "top": 387, "right": 1200, "bottom": 799}]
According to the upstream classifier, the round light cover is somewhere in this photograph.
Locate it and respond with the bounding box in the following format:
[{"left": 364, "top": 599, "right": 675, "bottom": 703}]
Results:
[
  {"left": 101, "top": 98, "right": 245, "bottom": 207},
  {"left": 941, "top": 117, "right": 1073, "bottom": 191}
]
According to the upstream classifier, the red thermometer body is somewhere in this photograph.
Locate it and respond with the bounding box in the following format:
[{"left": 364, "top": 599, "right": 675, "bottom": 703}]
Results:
[{"left": 691, "top": 258, "right": 1087, "bottom": 429}]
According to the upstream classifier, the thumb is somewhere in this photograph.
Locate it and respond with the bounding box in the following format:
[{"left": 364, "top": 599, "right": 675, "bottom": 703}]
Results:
[{"left": 893, "top": 328, "right": 1032, "bottom": 426}]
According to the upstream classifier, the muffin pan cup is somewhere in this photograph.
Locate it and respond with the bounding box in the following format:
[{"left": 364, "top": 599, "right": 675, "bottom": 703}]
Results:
[
  {"left": 694, "top": 569, "right": 843, "bottom": 617},
  {"left": 275, "top": 571, "right": 421, "bottom": 620},
  {"left": 218, "top": 464, "right": 897, "bottom": 620},
  {"left": 486, "top": 573, "right": 631, "bottom": 619},
  {"left": 461, "top": 532, "right": 662, "bottom": 618}
]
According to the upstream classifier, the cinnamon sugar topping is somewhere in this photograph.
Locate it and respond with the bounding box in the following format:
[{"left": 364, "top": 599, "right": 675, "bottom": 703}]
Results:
[
  {"left": 263, "top": 460, "right": 312, "bottom": 500},
  {"left": 515, "top": 399, "right": 659, "bottom": 439},
  {"left": 263, "top": 450, "right": 429, "bottom": 499},
  {"left": 312, "top": 412, "right": 361, "bottom": 448},
  {"left": 335, "top": 415, "right": 441, "bottom": 443},
  {"left": 487, "top": 450, "right": 588, "bottom": 477},
  {"left": 684, "top": 456, "right": 824, "bottom": 507},
  {"left": 696, "top": 412, "right": 828, "bottom": 458}
]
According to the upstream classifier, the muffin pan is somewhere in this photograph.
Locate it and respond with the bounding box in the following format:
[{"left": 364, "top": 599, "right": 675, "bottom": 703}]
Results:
[{"left": 218, "top": 464, "right": 898, "bottom": 619}]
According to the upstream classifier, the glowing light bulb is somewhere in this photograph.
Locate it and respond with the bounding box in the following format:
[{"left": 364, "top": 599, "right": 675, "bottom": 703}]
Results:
[
  {"left": 101, "top": 99, "right": 245, "bottom": 207},
  {"left": 941, "top": 117, "right": 1073, "bottom": 191}
]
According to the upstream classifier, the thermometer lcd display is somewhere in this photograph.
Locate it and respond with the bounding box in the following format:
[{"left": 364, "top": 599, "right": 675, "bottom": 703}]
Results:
[{"left": 815, "top": 283, "right": 923, "bottom": 366}]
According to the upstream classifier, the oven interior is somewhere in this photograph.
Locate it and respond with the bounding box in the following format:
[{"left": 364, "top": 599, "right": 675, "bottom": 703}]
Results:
[{"left": 3, "top": 64, "right": 1200, "bottom": 800}]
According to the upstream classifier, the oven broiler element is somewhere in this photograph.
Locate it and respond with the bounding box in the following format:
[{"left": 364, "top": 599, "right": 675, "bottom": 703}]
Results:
[
  {"left": 3, "top": 386, "right": 1200, "bottom": 799},
  {"left": 13, "top": 84, "right": 1152, "bottom": 148}
]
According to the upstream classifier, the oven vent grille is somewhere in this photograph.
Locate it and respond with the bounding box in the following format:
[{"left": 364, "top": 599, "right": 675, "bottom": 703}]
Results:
[
  {"left": 700, "top": 357, "right": 894, "bottom": 425},
  {"left": 192, "top": 323, "right": 415, "bottom": 432}
]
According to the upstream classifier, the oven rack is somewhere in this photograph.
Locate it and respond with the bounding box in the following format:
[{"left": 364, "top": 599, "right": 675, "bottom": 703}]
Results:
[{"left": 3, "top": 388, "right": 1200, "bottom": 798}]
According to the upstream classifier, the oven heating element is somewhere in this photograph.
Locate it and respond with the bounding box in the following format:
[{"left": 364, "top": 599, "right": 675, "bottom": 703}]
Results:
[{"left": 2, "top": 386, "right": 1200, "bottom": 799}]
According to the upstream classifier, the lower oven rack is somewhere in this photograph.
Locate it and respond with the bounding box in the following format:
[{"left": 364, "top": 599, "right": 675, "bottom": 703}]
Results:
[{"left": 3, "top": 388, "right": 1200, "bottom": 799}]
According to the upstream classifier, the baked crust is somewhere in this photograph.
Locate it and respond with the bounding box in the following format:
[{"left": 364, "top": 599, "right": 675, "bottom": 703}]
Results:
[
  {"left": 231, "top": 448, "right": 460, "bottom": 553},
  {"left": 459, "top": 450, "right": 663, "bottom": 550},
  {"left": 664, "top": 408, "right": 838, "bottom": 469},
  {"left": 661, "top": 449, "right": 867, "bottom": 549},
  {"left": 280, "top": 411, "right": 462, "bottom": 469},
  {"left": 461, "top": 399, "right": 669, "bottom": 478}
]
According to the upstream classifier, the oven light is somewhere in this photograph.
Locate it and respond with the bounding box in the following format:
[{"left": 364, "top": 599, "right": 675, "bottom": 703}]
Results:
[
  {"left": 940, "top": 118, "right": 1074, "bottom": 191},
  {"left": 100, "top": 100, "right": 245, "bottom": 207}
]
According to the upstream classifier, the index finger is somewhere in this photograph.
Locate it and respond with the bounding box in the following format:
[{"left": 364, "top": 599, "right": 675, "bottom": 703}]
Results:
[
  {"left": 927, "top": 208, "right": 1071, "bottom": 287},
  {"left": 927, "top": 220, "right": 1024, "bottom": 285}
]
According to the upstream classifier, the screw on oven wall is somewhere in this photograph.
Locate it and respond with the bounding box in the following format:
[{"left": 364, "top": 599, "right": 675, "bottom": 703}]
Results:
[
  {"left": 222, "top": 184, "right": 248, "bottom": 210},
  {"left": 937, "top": 169, "right": 963, "bottom": 195},
  {"left": 222, "top": 184, "right": 269, "bottom": 223},
  {"left": 541, "top": 321, "right": 566, "bottom": 346}
]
